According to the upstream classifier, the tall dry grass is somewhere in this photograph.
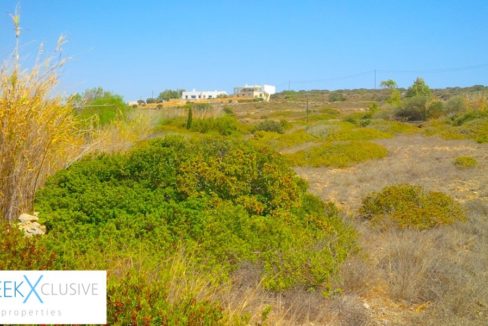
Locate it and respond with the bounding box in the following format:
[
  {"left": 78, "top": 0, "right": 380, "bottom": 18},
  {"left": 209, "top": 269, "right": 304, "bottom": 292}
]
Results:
[{"left": 0, "top": 19, "right": 82, "bottom": 221}]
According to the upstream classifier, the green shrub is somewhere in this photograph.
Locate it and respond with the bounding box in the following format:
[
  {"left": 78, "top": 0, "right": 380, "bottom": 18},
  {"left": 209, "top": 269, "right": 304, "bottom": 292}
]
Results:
[
  {"left": 396, "top": 96, "right": 429, "bottom": 121},
  {"left": 368, "top": 120, "right": 419, "bottom": 134},
  {"left": 190, "top": 116, "right": 242, "bottom": 135},
  {"left": 252, "top": 129, "right": 317, "bottom": 150},
  {"left": 454, "top": 156, "right": 477, "bottom": 168},
  {"left": 35, "top": 136, "right": 356, "bottom": 298},
  {"left": 222, "top": 106, "right": 235, "bottom": 116},
  {"left": 329, "top": 92, "right": 346, "bottom": 102},
  {"left": 445, "top": 96, "right": 467, "bottom": 116},
  {"left": 285, "top": 141, "right": 388, "bottom": 167},
  {"left": 450, "top": 110, "right": 488, "bottom": 126},
  {"left": 423, "top": 115, "right": 488, "bottom": 143},
  {"left": 325, "top": 122, "right": 392, "bottom": 141},
  {"left": 427, "top": 100, "right": 444, "bottom": 119},
  {"left": 306, "top": 108, "right": 340, "bottom": 122},
  {"left": 0, "top": 222, "right": 56, "bottom": 270},
  {"left": 74, "top": 87, "right": 131, "bottom": 126},
  {"left": 253, "top": 119, "right": 287, "bottom": 134},
  {"left": 360, "top": 184, "right": 466, "bottom": 229}
]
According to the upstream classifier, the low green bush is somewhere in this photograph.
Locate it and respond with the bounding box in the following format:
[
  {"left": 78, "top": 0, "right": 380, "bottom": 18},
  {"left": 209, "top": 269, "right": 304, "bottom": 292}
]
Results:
[
  {"left": 368, "top": 120, "right": 419, "bottom": 135},
  {"left": 360, "top": 184, "right": 466, "bottom": 229},
  {"left": 454, "top": 156, "right": 477, "bottom": 168},
  {"left": 252, "top": 129, "right": 317, "bottom": 150},
  {"left": 423, "top": 115, "right": 488, "bottom": 143},
  {"left": 326, "top": 122, "right": 392, "bottom": 141},
  {"left": 395, "top": 95, "right": 429, "bottom": 121},
  {"left": 0, "top": 222, "right": 56, "bottom": 270},
  {"left": 253, "top": 119, "right": 287, "bottom": 134},
  {"left": 32, "top": 136, "right": 356, "bottom": 322},
  {"left": 190, "top": 116, "right": 243, "bottom": 135},
  {"left": 285, "top": 141, "right": 388, "bottom": 167},
  {"left": 329, "top": 92, "right": 346, "bottom": 102}
]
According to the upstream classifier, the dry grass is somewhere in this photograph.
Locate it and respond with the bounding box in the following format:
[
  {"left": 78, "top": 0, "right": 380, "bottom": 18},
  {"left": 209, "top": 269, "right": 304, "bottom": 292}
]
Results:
[
  {"left": 293, "top": 133, "right": 488, "bottom": 324},
  {"left": 296, "top": 135, "right": 488, "bottom": 213},
  {"left": 313, "top": 197, "right": 487, "bottom": 325},
  {"left": 217, "top": 262, "right": 373, "bottom": 325},
  {"left": 354, "top": 200, "right": 488, "bottom": 325},
  {"left": 80, "top": 112, "right": 154, "bottom": 155},
  {"left": 0, "top": 38, "right": 82, "bottom": 221}
]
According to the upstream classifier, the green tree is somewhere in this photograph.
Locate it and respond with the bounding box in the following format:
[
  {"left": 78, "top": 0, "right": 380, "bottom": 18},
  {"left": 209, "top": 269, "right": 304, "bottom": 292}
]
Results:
[
  {"left": 73, "top": 87, "right": 130, "bottom": 126},
  {"left": 380, "top": 79, "right": 397, "bottom": 89},
  {"left": 158, "top": 89, "right": 185, "bottom": 102},
  {"left": 406, "top": 77, "right": 431, "bottom": 98},
  {"left": 380, "top": 80, "right": 401, "bottom": 107},
  {"left": 387, "top": 89, "right": 402, "bottom": 107}
]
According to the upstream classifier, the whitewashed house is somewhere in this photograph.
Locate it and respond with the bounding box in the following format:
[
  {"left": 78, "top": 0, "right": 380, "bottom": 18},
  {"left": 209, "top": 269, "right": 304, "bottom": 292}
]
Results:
[
  {"left": 182, "top": 90, "right": 228, "bottom": 101},
  {"left": 233, "top": 84, "right": 276, "bottom": 102}
]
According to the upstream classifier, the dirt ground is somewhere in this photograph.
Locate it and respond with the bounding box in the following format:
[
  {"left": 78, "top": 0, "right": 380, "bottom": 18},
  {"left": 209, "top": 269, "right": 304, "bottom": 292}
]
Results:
[
  {"left": 293, "top": 135, "right": 488, "bottom": 325},
  {"left": 295, "top": 135, "right": 488, "bottom": 214}
]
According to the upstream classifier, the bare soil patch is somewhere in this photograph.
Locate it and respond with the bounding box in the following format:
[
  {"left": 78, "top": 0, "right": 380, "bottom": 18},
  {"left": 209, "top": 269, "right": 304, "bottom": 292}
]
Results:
[{"left": 295, "top": 135, "right": 488, "bottom": 213}]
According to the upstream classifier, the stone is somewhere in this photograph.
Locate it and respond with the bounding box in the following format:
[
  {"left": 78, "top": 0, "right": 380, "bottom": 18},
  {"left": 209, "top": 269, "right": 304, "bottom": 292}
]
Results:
[
  {"left": 17, "top": 213, "right": 46, "bottom": 237},
  {"left": 18, "top": 213, "right": 39, "bottom": 223}
]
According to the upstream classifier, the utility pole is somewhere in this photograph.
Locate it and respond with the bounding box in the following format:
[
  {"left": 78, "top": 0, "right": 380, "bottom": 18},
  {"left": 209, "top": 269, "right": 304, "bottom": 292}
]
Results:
[{"left": 374, "top": 69, "right": 377, "bottom": 89}]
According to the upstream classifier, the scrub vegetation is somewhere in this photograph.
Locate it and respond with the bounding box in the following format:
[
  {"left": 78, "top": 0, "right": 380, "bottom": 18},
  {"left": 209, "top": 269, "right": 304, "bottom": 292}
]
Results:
[
  {"left": 1, "top": 14, "right": 488, "bottom": 325},
  {"left": 360, "top": 184, "right": 466, "bottom": 229}
]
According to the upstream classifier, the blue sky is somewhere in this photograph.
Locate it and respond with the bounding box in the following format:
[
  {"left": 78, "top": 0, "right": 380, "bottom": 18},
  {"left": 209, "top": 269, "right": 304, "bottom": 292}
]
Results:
[{"left": 1, "top": 1, "right": 487, "bottom": 100}]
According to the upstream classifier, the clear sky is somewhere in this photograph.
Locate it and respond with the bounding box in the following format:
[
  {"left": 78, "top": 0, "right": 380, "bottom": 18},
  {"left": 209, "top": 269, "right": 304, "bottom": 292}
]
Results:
[{"left": 1, "top": 1, "right": 487, "bottom": 100}]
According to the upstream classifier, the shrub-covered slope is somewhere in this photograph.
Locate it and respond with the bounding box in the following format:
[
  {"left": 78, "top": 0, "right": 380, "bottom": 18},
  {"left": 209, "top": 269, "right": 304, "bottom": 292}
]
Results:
[{"left": 33, "top": 136, "right": 356, "bottom": 323}]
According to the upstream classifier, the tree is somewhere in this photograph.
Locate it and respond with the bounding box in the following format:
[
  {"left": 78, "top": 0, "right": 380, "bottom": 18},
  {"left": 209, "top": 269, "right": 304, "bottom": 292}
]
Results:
[
  {"left": 380, "top": 79, "right": 397, "bottom": 89},
  {"left": 396, "top": 95, "right": 429, "bottom": 121},
  {"left": 186, "top": 106, "right": 193, "bottom": 129},
  {"left": 387, "top": 89, "right": 402, "bottom": 107},
  {"left": 406, "top": 77, "right": 431, "bottom": 97},
  {"left": 158, "top": 89, "right": 185, "bottom": 102},
  {"left": 380, "top": 79, "right": 401, "bottom": 107},
  {"left": 73, "top": 87, "right": 130, "bottom": 126}
]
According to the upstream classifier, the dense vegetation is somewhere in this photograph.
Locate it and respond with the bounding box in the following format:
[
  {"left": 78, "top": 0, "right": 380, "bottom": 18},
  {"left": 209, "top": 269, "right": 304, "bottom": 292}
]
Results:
[
  {"left": 360, "top": 184, "right": 466, "bottom": 229},
  {"left": 31, "top": 136, "right": 356, "bottom": 323},
  {"left": 72, "top": 87, "right": 132, "bottom": 126}
]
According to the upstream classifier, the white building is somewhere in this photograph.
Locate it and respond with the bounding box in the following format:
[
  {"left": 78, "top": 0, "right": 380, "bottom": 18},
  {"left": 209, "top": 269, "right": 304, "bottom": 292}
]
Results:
[
  {"left": 233, "top": 84, "right": 276, "bottom": 102},
  {"left": 182, "top": 90, "right": 228, "bottom": 101}
]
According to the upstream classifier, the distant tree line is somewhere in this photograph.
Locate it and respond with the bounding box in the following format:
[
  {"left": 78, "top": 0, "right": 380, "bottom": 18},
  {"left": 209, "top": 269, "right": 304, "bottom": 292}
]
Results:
[{"left": 145, "top": 89, "right": 185, "bottom": 104}]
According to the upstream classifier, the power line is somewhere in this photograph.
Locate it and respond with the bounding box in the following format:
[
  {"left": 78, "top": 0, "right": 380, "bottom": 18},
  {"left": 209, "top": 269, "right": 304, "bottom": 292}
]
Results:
[
  {"left": 276, "top": 63, "right": 488, "bottom": 89},
  {"left": 376, "top": 63, "right": 488, "bottom": 74},
  {"left": 277, "top": 70, "right": 374, "bottom": 86}
]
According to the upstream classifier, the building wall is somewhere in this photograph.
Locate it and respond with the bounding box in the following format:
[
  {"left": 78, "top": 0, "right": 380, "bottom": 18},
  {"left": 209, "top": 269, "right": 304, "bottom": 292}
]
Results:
[
  {"left": 182, "top": 90, "right": 227, "bottom": 101},
  {"left": 233, "top": 84, "right": 276, "bottom": 102}
]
